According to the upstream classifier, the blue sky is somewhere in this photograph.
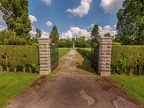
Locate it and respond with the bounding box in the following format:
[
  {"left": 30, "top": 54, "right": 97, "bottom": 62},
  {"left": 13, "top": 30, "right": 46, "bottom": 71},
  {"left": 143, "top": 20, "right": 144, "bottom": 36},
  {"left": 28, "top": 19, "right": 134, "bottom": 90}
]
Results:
[{"left": 0, "top": 0, "right": 124, "bottom": 39}]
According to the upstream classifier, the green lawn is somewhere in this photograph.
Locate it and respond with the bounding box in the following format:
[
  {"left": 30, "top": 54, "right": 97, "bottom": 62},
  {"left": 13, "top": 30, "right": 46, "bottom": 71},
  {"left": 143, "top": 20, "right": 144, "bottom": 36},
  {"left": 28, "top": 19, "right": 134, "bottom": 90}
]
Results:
[
  {"left": 58, "top": 48, "right": 71, "bottom": 59},
  {"left": 111, "top": 74, "right": 144, "bottom": 104},
  {"left": 0, "top": 73, "right": 40, "bottom": 108}
]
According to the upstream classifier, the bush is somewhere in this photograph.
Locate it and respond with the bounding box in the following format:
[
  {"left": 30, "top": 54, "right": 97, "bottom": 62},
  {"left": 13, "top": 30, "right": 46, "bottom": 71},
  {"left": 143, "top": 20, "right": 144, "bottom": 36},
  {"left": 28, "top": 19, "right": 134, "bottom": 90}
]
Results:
[
  {"left": 0, "top": 45, "right": 39, "bottom": 73},
  {"left": 112, "top": 46, "right": 144, "bottom": 75},
  {"left": 77, "top": 48, "right": 91, "bottom": 59}
]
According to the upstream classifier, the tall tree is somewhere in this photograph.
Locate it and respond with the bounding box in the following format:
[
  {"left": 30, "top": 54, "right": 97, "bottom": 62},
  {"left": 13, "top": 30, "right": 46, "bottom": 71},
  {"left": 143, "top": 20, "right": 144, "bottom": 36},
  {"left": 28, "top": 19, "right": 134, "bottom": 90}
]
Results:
[
  {"left": 116, "top": 0, "right": 144, "bottom": 45},
  {"left": 0, "top": 0, "right": 31, "bottom": 40},
  {"left": 91, "top": 24, "right": 99, "bottom": 47},
  {"left": 35, "top": 28, "right": 41, "bottom": 38},
  {"left": 104, "top": 33, "right": 111, "bottom": 37},
  {"left": 50, "top": 26, "right": 59, "bottom": 44}
]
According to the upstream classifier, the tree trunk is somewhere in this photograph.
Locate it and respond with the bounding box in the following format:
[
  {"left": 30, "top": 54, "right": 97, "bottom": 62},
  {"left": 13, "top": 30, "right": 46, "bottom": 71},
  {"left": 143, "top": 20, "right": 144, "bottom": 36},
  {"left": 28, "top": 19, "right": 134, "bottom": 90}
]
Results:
[
  {"left": 14, "top": 67, "right": 17, "bottom": 73},
  {"left": 0, "top": 65, "right": 3, "bottom": 72},
  {"left": 23, "top": 66, "right": 26, "bottom": 73},
  {"left": 129, "top": 67, "right": 132, "bottom": 75}
]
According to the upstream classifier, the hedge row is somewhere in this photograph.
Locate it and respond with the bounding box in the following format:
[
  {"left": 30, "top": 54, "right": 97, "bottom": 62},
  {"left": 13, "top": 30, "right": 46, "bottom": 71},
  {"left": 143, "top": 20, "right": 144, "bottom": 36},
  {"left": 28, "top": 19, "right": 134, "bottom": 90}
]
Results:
[
  {"left": 77, "top": 48, "right": 91, "bottom": 60},
  {"left": 77, "top": 46, "right": 144, "bottom": 75},
  {"left": 0, "top": 45, "right": 39, "bottom": 73},
  {"left": 112, "top": 46, "right": 144, "bottom": 75}
]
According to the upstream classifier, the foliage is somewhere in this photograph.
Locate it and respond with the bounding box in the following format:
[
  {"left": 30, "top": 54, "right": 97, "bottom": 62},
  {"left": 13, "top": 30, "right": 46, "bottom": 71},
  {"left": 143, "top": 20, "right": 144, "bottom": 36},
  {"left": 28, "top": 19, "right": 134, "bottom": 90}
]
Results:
[
  {"left": 35, "top": 28, "right": 41, "bottom": 38},
  {"left": 111, "top": 75, "right": 144, "bottom": 104},
  {"left": 116, "top": 55, "right": 126, "bottom": 73},
  {"left": 112, "top": 46, "right": 144, "bottom": 74},
  {"left": 58, "top": 48, "right": 70, "bottom": 59},
  {"left": 104, "top": 33, "right": 111, "bottom": 37},
  {"left": 0, "top": 45, "right": 39, "bottom": 72},
  {"left": 0, "top": 0, "right": 31, "bottom": 39},
  {"left": 50, "top": 26, "right": 59, "bottom": 44},
  {"left": 58, "top": 38, "right": 90, "bottom": 48},
  {"left": 91, "top": 24, "right": 99, "bottom": 47},
  {"left": 116, "top": 0, "right": 144, "bottom": 45},
  {"left": 0, "top": 73, "right": 40, "bottom": 108},
  {"left": 0, "top": 30, "right": 27, "bottom": 45},
  {"left": 112, "top": 42, "right": 121, "bottom": 46},
  {"left": 77, "top": 48, "right": 91, "bottom": 60}
]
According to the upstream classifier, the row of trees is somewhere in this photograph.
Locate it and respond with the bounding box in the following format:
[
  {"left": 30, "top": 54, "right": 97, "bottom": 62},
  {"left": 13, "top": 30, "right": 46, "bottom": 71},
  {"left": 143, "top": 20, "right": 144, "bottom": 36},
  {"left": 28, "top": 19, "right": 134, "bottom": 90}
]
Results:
[{"left": 59, "top": 37, "right": 91, "bottom": 48}]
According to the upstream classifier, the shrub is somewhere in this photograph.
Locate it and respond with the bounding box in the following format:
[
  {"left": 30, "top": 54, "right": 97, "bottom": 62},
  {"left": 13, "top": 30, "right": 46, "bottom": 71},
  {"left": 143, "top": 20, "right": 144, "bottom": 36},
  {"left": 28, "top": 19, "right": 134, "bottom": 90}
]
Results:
[
  {"left": 112, "top": 46, "right": 144, "bottom": 75},
  {"left": 0, "top": 45, "right": 39, "bottom": 73},
  {"left": 77, "top": 48, "right": 91, "bottom": 59}
]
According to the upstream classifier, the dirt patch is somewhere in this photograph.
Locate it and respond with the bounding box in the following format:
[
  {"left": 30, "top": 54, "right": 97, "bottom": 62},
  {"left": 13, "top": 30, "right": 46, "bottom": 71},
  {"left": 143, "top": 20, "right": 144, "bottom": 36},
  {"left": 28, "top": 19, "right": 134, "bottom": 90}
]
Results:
[
  {"left": 30, "top": 76, "right": 47, "bottom": 88},
  {"left": 6, "top": 49, "right": 142, "bottom": 108}
]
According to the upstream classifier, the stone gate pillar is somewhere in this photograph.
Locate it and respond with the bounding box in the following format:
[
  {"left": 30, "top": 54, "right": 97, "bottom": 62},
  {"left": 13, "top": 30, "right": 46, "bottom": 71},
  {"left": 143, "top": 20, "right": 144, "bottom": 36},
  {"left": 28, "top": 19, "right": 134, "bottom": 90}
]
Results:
[
  {"left": 38, "top": 38, "right": 52, "bottom": 75},
  {"left": 98, "top": 37, "right": 112, "bottom": 76}
]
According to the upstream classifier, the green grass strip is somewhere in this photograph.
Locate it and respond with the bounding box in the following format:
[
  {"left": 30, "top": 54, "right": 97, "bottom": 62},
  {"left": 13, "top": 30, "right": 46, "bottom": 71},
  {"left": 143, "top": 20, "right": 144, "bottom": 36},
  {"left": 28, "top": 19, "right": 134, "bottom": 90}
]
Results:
[
  {"left": 111, "top": 74, "right": 144, "bottom": 104},
  {"left": 0, "top": 73, "right": 40, "bottom": 108}
]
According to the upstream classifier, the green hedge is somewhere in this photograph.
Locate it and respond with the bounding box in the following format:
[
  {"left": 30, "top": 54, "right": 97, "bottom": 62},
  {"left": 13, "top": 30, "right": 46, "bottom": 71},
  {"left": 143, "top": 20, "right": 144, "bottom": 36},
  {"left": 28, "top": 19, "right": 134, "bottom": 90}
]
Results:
[
  {"left": 77, "top": 48, "right": 91, "bottom": 59},
  {"left": 77, "top": 47, "right": 144, "bottom": 75},
  {"left": 112, "top": 46, "right": 144, "bottom": 74},
  {"left": 0, "top": 45, "right": 39, "bottom": 73}
]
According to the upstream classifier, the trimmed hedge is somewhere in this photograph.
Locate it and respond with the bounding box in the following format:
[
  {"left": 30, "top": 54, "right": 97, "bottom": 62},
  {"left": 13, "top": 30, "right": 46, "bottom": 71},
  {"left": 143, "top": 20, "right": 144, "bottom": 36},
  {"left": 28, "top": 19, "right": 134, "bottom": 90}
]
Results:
[
  {"left": 0, "top": 45, "right": 39, "bottom": 73},
  {"left": 77, "top": 47, "right": 144, "bottom": 75},
  {"left": 77, "top": 48, "right": 91, "bottom": 59},
  {"left": 112, "top": 46, "right": 144, "bottom": 75}
]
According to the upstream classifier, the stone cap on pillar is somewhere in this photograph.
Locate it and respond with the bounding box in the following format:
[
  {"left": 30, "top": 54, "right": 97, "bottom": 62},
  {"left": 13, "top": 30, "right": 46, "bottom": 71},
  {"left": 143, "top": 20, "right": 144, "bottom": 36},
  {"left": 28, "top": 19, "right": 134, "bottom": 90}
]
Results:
[
  {"left": 38, "top": 38, "right": 52, "bottom": 44},
  {"left": 98, "top": 37, "right": 113, "bottom": 42}
]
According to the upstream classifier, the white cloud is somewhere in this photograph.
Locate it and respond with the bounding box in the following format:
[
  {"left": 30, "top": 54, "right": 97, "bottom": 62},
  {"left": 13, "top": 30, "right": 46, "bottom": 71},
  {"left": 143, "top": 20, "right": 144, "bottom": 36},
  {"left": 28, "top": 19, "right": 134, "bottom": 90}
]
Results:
[
  {"left": 66, "top": 0, "right": 92, "bottom": 17},
  {"left": 29, "top": 15, "right": 37, "bottom": 23},
  {"left": 100, "top": 0, "right": 124, "bottom": 13},
  {"left": 29, "top": 26, "right": 36, "bottom": 38},
  {"left": 46, "top": 21, "right": 53, "bottom": 27},
  {"left": 99, "top": 25, "right": 117, "bottom": 36},
  {"left": 60, "top": 26, "right": 91, "bottom": 39},
  {"left": 41, "top": 30, "right": 50, "bottom": 38},
  {"left": 29, "top": 26, "right": 50, "bottom": 38},
  {"left": 0, "top": 25, "right": 7, "bottom": 31},
  {"left": 42, "top": 0, "right": 51, "bottom": 5}
]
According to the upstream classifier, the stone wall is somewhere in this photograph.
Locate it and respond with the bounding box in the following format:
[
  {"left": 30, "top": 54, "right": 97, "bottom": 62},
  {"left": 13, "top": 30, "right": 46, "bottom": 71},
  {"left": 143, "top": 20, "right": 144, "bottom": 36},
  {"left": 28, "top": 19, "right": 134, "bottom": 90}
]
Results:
[
  {"left": 38, "top": 38, "right": 52, "bottom": 75},
  {"left": 98, "top": 37, "right": 112, "bottom": 76}
]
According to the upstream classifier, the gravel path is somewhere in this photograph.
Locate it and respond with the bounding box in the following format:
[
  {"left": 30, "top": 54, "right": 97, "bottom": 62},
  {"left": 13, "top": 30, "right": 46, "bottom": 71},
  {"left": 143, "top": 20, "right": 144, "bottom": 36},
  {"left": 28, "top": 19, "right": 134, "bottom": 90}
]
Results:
[{"left": 6, "top": 49, "right": 140, "bottom": 108}]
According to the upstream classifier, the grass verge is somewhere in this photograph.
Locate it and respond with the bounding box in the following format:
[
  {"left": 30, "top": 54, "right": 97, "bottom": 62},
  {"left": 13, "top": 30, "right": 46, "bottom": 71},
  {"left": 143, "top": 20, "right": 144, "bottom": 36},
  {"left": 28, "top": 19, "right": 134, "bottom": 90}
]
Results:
[
  {"left": 0, "top": 73, "right": 40, "bottom": 108},
  {"left": 111, "top": 74, "right": 144, "bottom": 104},
  {"left": 58, "top": 48, "right": 71, "bottom": 59}
]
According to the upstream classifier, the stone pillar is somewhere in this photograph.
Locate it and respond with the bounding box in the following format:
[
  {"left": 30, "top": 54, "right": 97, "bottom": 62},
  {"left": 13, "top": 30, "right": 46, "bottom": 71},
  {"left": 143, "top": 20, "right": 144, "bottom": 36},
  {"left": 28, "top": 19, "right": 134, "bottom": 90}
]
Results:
[
  {"left": 38, "top": 38, "right": 51, "bottom": 75},
  {"left": 98, "top": 37, "right": 112, "bottom": 76}
]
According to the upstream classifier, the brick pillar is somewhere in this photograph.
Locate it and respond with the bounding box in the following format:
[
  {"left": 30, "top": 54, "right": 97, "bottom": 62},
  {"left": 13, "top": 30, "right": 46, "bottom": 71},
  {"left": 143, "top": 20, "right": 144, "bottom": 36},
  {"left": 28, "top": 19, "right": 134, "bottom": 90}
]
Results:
[
  {"left": 98, "top": 37, "right": 112, "bottom": 76},
  {"left": 38, "top": 38, "right": 51, "bottom": 75}
]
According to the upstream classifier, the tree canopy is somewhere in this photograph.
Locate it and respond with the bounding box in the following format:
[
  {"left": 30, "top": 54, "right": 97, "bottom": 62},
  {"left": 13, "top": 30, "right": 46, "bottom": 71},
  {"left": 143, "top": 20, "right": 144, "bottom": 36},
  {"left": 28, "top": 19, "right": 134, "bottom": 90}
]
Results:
[
  {"left": 50, "top": 26, "right": 59, "bottom": 44},
  {"left": 91, "top": 24, "right": 99, "bottom": 47},
  {"left": 116, "top": 0, "right": 144, "bottom": 45},
  {"left": 0, "top": 0, "right": 31, "bottom": 40}
]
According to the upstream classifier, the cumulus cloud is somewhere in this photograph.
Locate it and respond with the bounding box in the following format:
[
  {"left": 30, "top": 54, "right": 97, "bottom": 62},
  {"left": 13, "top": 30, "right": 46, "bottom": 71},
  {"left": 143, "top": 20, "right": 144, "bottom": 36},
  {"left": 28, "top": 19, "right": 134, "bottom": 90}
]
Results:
[
  {"left": 29, "top": 26, "right": 36, "bottom": 38},
  {"left": 41, "top": 30, "right": 50, "bottom": 38},
  {"left": 42, "top": 0, "right": 51, "bottom": 5},
  {"left": 60, "top": 26, "right": 91, "bottom": 39},
  {"left": 29, "top": 15, "right": 37, "bottom": 23},
  {"left": 46, "top": 21, "right": 53, "bottom": 27},
  {"left": 66, "top": 0, "right": 92, "bottom": 17},
  {"left": 0, "top": 25, "right": 7, "bottom": 31},
  {"left": 100, "top": 0, "right": 124, "bottom": 13},
  {"left": 98, "top": 25, "right": 117, "bottom": 36},
  {"left": 29, "top": 26, "right": 50, "bottom": 38}
]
